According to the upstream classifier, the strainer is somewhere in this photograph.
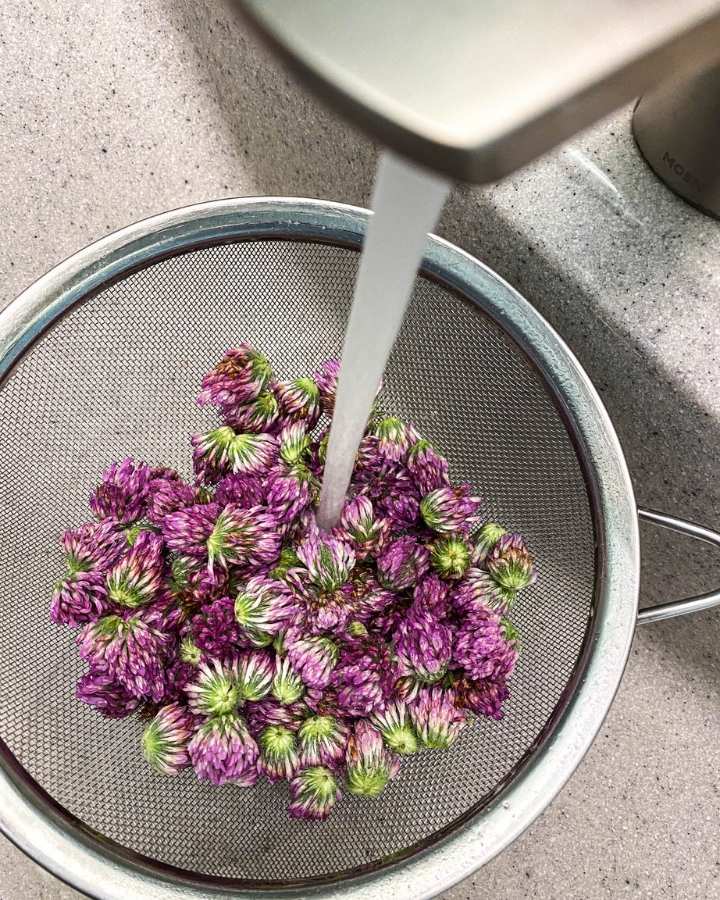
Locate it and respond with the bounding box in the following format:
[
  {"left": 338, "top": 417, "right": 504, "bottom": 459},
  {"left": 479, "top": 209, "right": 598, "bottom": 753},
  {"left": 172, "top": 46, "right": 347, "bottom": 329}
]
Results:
[{"left": 0, "top": 198, "right": 718, "bottom": 900}]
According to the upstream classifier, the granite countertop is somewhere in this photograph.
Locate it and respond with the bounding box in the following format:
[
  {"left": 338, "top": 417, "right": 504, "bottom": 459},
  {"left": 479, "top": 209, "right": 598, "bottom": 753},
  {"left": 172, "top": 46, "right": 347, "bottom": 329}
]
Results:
[{"left": 1, "top": 1, "right": 719, "bottom": 897}]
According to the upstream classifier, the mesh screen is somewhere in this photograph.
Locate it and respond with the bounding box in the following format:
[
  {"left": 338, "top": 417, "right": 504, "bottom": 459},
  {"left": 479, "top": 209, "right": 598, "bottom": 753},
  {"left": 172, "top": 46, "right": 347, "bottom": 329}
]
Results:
[{"left": 0, "top": 240, "right": 595, "bottom": 885}]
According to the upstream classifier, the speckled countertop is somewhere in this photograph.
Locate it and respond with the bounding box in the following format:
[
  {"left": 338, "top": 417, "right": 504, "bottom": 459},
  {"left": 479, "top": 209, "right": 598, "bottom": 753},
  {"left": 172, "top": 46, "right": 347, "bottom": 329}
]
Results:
[{"left": 1, "top": 2, "right": 719, "bottom": 898}]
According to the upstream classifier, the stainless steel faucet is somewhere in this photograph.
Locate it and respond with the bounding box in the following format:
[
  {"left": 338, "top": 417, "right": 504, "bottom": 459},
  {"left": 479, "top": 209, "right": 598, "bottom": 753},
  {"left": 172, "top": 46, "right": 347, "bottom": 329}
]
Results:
[{"left": 238, "top": 0, "right": 720, "bottom": 214}]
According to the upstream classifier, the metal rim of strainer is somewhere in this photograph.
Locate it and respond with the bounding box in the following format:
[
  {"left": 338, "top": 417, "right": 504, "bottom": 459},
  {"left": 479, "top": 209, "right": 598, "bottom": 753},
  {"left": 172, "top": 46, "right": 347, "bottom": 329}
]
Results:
[{"left": 0, "top": 198, "right": 639, "bottom": 900}]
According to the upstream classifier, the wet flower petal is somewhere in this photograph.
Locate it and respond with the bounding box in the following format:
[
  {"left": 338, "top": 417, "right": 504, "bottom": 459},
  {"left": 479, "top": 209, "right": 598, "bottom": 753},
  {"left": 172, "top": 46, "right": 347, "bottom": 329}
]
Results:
[
  {"left": 207, "top": 504, "right": 281, "bottom": 573},
  {"left": 285, "top": 632, "right": 339, "bottom": 689}
]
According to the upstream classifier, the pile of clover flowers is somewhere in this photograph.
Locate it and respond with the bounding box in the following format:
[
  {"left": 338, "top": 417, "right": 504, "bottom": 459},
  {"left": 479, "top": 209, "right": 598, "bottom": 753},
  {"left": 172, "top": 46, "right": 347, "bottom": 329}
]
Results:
[{"left": 50, "top": 344, "right": 535, "bottom": 821}]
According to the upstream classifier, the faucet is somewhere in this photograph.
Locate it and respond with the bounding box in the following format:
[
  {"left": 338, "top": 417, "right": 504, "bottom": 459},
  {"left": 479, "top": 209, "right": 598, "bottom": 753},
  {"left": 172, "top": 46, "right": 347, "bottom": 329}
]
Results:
[{"left": 237, "top": 0, "right": 720, "bottom": 215}]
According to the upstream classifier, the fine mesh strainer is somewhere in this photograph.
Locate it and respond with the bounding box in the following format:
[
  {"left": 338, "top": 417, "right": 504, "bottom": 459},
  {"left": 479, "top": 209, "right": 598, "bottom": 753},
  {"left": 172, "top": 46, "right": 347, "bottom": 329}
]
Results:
[{"left": 1, "top": 198, "right": 719, "bottom": 900}]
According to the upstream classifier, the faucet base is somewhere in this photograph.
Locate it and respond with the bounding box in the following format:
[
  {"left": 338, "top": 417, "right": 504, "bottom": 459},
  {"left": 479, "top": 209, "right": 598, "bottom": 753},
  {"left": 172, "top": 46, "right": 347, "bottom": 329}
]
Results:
[{"left": 632, "top": 63, "right": 720, "bottom": 219}]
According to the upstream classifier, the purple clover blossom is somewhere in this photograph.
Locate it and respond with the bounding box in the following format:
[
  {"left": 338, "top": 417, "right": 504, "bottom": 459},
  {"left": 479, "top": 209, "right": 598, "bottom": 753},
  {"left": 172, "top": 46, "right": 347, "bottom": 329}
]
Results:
[
  {"left": 486, "top": 533, "right": 536, "bottom": 592},
  {"left": 222, "top": 389, "right": 280, "bottom": 433},
  {"left": 236, "top": 650, "right": 274, "bottom": 702},
  {"left": 453, "top": 608, "right": 519, "bottom": 682},
  {"left": 288, "top": 766, "right": 340, "bottom": 821},
  {"left": 412, "top": 574, "right": 450, "bottom": 618},
  {"left": 258, "top": 724, "right": 300, "bottom": 782},
  {"left": 306, "top": 427, "right": 328, "bottom": 477},
  {"left": 376, "top": 536, "right": 430, "bottom": 591},
  {"left": 451, "top": 568, "right": 509, "bottom": 615},
  {"left": 297, "top": 714, "right": 350, "bottom": 768},
  {"left": 193, "top": 428, "right": 278, "bottom": 483},
  {"left": 456, "top": 675, "right": 510, "bottom": 720},
  {"left": 185, "top": 658, "right": 239, "bottom": 717},
  {"left": 61, "top": 521, "right": 126, "bottom": 574},
  {"left": 296, "top": 534, "right": 356, "bottom": 593},
  {"left": 285, "top": 631, "right": 339, "bottom": 689},
  {"left": 245, "top": 698, "right": 306, "bottom": 735},
  {"left": 331, "top": 643, "right": 396, "bottom": 718},
  {"left": 395, "top": 603, "right": 453, "bottom": 684},
  {"left": 51, "top": 571, "right": 111, "bottom": 628},
  {"left": 142, "top": 703, "right": 196, "bottom": 776},
  {"left": 473, "top": 522, "right": 508, "bottom": 564},
  {"left": 370, "top": 701, "right": 419, "bottom": 755},
  {"left": 89, "top": 458, "right": 152, "bottom": 524},
  {"left": 266, "top": 462, "right": 314, "bottom": 525},
  {"left": 278, "top": 421, "right": 312, "bottom": 467},
  {"left": 338, "top": 495, "right": 389, "bottom": 559},
  {"left": 77, "top": 614, "right": 171, "bottom": 702},
  {"left": 276, "top": 377, "right": 321, "bottom": 428},
  {"left": 313, "top": 358, "right": 341, "bottom": 416},
  {"left": 162, "top": 503, "right": 220, "bottom": 559},
  {"left": 106, "top": 531, "right": 164, "bottom": 608},
  {"left": 372, "top": 417, "right": 411, "bottom": 463},
  {"left": 191, "top": 596, "right": 247, "bottom": 662},
  {"left": 351, "top": 575, "right": 398, "bottom": 623},
  {"left": 407, "top": 438, "right": 450, "bottom": 495},
  {"left": 197, "top": 345, "right": 273, "bottom": 411},
  {"left": 409, "top": 686, "right": 467, "bottom": 749},
  {"left": 272, "top": 655, "right": 305, "bottom": 705},
  {"left": 188, "top": 712, "right": 259, "bottom": 787},
  {"left": 430, "top": 534, "right": 472, "bottom": 581},
  {"left": 377, "top": 493, "right": 420, "bottom": 534},
  {"left": 207, "top": 504, "right": 281, "bottom": 574},
  {"left": 420, "top": 484, "right": 481, "bottom": 535},
  {"left": 234, "top": 576, "right": 300, "bottom": 646},
  {"left": 146, "top": 475, "right": 196, "bottom": 527},
  {"left": 345, "top": 721, "right": 401, "bottom": 797},
  {"left": 214, "top": 473, "right": 266, "bottom": 508},
  {"left": 353, "top": 434, "right": 390, "bottom": 485},
  {"left": 75, "top": 668, "right": 139, "bottom": 719},
  {"left": 285, "top": 571, "right": 358, "bottom": 635},
  {"left": 191, "top": 426, "right": 237, "bottom": 483}
]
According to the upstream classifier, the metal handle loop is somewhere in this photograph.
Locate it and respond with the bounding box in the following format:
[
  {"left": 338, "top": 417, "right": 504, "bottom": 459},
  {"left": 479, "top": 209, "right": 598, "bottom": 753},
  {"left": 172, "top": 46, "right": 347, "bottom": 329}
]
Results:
[{"left": 637, "top": 508, "right": 720, "bottom": 624}]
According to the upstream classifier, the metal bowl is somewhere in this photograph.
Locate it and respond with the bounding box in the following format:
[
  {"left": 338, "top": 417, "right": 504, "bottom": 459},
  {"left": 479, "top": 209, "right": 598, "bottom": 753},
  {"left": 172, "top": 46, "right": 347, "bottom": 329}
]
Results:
[{"left": 0, "top": 198, "right": 715, "bottom": 899}]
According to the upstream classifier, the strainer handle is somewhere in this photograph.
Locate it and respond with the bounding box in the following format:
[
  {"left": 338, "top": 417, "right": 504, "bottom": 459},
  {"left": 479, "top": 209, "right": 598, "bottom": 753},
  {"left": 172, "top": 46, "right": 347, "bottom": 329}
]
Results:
[{"left": 637, "top": 508, "right": 720, "bottom": 624}]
